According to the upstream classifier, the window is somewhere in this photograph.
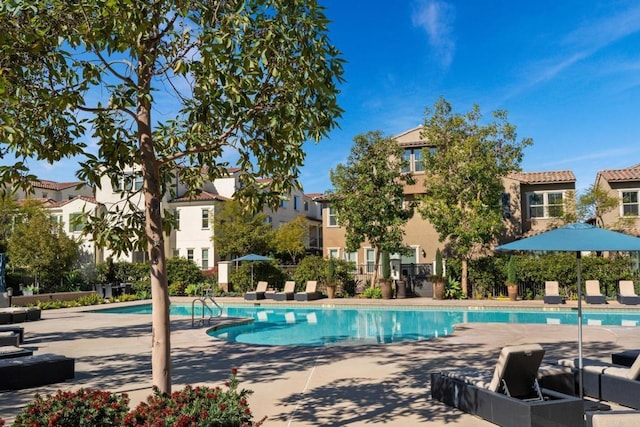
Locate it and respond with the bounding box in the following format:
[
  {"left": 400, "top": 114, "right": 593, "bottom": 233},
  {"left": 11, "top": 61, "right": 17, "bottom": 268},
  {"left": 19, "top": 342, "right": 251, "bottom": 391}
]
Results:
[
  {"left": 265, "top": 216, "right": 273, "bottom": 224},
  {"left": 328, "top": 206, "right": 338, "bottom": 226},
  {"left": 344, "top": 251, "right": 357, "bottom": 272},
  {"left": 401, "top": 148, "right": 427, "bottom": 173},
  {"left": 187, "top": 249, "right": 194, "bottom": 263},
  {"left": 527, "top": 192, "right": 564, "bottom": 218},
  {"left": 304, "top": 201, "right": 309, "bottom": 211},
  {"left": 201, "top": 209, "right": 210, "bottom": 229},
  {"left": 201, "top": 248, "right": 209, "bottom": 269},
  {"left": 174, "top": 209, "right": 180, "bottom": 230},
  {"left": 328, "top": 248, "right": 339, "bottom": 259},
  {"left": 173, "top": 249, "right": 180, "bottom": 258},
  {"left": 118, "top": 172, "right": 143, "bottom": 192},
  {"left": 280, "top": 197, "right": 287, "bottom": 208},
  {"left": 294, "top": 196, "right": 300, "bottom": 211},
  {"left": 68, "top": 213, "right": 84, "bottom": 232},
  {"left": 622, "top": 191, "right": 639, "bottom": 216},
  {"left": 42, "top": 192, "right": 48, "bottom": 199},
  {"left": 365, "top": 248, "right": 375, "bottom": 274},
  {"left": 501, "top": 193, "right": 511, "bottom": 219}
]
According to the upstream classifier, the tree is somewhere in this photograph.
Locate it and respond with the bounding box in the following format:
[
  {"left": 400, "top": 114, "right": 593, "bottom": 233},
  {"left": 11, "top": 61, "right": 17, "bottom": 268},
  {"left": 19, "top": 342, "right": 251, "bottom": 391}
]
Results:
[
  {"left": 417, "top": 97, "right": 532, "bottom": 297},
  {"left": 578, "top": 184, "right": 619, "bottom": 227},
  {"left": 212, "top": 200, "right": 274, "bottom": 260},
  {"left": 328, "top": 131, "right": 415, "bottom": 287},
  {"left": 7, "top": 200, "right": 79, "bottom": 292},
  {"left": 274, "top": 215, "right": 308, "bottom": 264},
  {"left": 0, "top": 0, "right": 343, "bottom": 393},
  {"left": 0, "top": 196, "right": 18, "bottom": 253}
]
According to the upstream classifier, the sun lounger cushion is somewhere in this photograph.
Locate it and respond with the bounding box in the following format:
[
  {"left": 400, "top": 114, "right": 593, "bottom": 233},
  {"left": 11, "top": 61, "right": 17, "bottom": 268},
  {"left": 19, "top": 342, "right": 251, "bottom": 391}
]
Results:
[
  {"left": 244, "top": 281, "right": 269, "bottom": 301},
  {"left": 294, "top": 281, "right": 322, "bottom": 301},
  {"left": 585, "top": 280, "right": 607, "bottom": 304},
  {"left": 0, "top": 345, "right": 33, "bottom": 359},
  {"left": 617, "top": 280, "right": 640, "bottom": 305},
  {"left": 270, "top": 281, "right": 296, "bottom": 301},
  {"left": 0, "top": 353, "right": 75, "bottom": 390},
  {"left": 543, "top": 281, "right": 564, "bottom": 304}
]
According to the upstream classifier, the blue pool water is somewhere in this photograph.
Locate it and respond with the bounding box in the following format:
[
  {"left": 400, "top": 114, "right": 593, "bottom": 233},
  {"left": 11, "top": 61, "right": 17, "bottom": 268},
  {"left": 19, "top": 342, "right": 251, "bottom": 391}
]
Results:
[{"left": 93, "top": 303, "right": 640, "bottom": 347}]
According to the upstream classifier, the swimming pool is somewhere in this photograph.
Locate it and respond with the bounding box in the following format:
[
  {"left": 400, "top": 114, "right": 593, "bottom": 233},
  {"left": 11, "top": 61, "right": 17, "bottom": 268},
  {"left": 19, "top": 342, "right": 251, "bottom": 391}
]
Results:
[{"left": 93, "top": 303, "right": 640, "bottom": 347}]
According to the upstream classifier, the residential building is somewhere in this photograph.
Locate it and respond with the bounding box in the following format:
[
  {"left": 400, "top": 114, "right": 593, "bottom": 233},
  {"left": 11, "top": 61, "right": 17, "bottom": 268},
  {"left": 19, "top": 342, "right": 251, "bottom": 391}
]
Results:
[
  {"left": 320, "top": 126, "right": 576, "bottom": 292},
  {"left": 594, "top": 164, "right": 640, "bottom": 235}
]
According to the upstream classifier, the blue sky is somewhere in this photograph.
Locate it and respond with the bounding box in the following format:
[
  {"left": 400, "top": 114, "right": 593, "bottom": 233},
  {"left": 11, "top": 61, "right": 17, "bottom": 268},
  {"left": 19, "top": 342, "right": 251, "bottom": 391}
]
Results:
[{"left": 12, "top": 0, "right": 640, "bottom": 195}]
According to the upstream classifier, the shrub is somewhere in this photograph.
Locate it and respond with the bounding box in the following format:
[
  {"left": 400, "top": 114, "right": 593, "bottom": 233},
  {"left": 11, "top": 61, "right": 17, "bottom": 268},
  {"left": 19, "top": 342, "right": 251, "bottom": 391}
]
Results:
[
  {"left": 13, "top": 389, "right": 129, "bottom": 427},
  {"left": 362, "top": 287, "right": 382, "bottom": 299},
  {"left": 76, "top": 292, "right": 103, "bottom": 306},
  {"left": 124, "top": 370, "right": 255, "bottom": 427},
  {"left": 167, "top": 257, "right": 203, "bottom": 285},
  {"left": 168, "top": 281, "right": 187, "bottom": 296}
]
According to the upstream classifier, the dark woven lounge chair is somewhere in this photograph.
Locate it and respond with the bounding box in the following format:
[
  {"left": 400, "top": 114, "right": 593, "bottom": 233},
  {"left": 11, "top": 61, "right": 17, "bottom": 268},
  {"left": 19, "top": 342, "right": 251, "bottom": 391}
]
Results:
[
  {"left": 244, "top": 281, "right": 268, "bottom": 301},
  {"left": 0, "top": 345, "right": 33, "bottom": 360},
  {"left": 431, "top": 344, "right": 583, "bottom": 427},
  {"left": 269, "top": 281, "right": 296, "bottom": 301},
  {"left": 585, "top": 280, "right": 607, "bottom": 304},
  {"left": 294, "top": 281, "right": 322, "bottom": 301},
  {"left": 543, "top": 281, "right": 564, "bottom": 304},
  {"left": 0, "top": 353, "right": 75, "bottom": 390},
  {"left": 617, "top": 280, "right": 640, "bottom": 305}
]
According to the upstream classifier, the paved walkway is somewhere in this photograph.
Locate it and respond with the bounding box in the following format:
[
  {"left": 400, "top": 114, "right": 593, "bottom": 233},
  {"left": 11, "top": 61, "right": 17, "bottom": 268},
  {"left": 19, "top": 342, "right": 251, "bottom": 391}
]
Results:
[{"left": 1, "top": 297, "right": 640, "bottom": 425}]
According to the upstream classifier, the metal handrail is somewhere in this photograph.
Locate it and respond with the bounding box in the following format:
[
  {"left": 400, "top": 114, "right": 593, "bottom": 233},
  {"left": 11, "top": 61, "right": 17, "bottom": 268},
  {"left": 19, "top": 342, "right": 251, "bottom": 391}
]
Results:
[{"left": 191, "top": 291, "right": 222, "bottom": 327}]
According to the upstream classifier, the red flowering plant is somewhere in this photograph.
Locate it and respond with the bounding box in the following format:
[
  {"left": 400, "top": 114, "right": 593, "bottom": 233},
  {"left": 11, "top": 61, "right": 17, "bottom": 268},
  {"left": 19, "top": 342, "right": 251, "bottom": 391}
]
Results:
[
  {"left": 12, "top": 389, "right": 129, "bottom": 426},
  {"left": 123, "top": 369, "right": 260, "bottom": 427}
]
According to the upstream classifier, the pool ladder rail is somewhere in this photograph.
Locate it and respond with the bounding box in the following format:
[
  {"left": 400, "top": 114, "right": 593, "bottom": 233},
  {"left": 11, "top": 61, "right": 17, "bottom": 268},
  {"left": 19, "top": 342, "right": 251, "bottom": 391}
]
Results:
[{"left": 191, "top": 290, "right": 222, "bottom": 327}]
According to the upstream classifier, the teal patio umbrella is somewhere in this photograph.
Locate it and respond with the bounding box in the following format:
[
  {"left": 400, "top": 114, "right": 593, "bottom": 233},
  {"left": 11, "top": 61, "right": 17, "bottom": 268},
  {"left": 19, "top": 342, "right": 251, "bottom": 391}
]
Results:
[
  {"left": 496, "top": 223, "right": 640, "bottom": 398},
  {"left": 231, "top": 254, "right": 274, "bottom": 287}
]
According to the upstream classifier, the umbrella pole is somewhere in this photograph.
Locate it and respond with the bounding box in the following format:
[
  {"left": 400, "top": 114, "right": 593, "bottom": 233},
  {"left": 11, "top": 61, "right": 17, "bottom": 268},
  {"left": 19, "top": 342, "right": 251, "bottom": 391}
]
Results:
[{"left": 577, "top": 251, "right": 583, "bottom": 399}]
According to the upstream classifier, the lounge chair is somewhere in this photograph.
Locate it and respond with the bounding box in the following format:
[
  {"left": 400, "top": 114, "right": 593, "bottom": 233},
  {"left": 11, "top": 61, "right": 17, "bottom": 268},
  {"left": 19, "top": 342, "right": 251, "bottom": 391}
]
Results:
[
  {"left": 543, "top": 281, "right": 564, "bottom": 304},
  {"left": 586, "top": 410, "right": 640, "bottom": 427},
  {"left": 617, "top": 280, "right": 640, "bottom": 305},
  {"left": 0, "top": 326, "right": 24, "bottom": 344},
  {"left": 0, "top": 353, "right": 75, "bottom": 390},
  {"left": 585, "top": 280, "right": 607, "bottom": 304},
  {"left": 269, "top": 281, "right": 296, "bottom": 301},
  {"left": 294, "top": 280, "right": 322, "bottom": 301},
  {"left": 559, "top": 352, "right": 640, "bottom": 409},
  {"left": 431, "top": 344, "right": 583, "bottom": 427},
  {"left": 244, "top": 281, "right": 269, "bottom": 301},
  {"left": 0, "top": 345, "right": 33, "bottom": 360}
]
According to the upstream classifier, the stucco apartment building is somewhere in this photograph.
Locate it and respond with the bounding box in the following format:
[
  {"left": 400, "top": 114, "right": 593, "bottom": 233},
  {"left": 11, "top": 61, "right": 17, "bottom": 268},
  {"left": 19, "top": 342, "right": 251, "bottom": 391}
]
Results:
[
  {"left": 320, "top": 126, "right": 578, "bottom": 285},
  {"left": 594, "top": 164, "right": 640, "bottom": 236},
  {"left": 22, "top": 168, "right": 322, "bottom": 269}
]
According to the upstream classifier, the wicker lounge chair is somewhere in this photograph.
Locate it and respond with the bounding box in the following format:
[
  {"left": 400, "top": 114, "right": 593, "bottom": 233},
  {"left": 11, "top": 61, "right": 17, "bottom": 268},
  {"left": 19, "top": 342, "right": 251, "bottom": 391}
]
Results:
[
  {"left": 431, "top": 344, "right": 583, "bottom": 427},
  {"left": 294, "top": 281, "right": 322, "bottom": 301},
  {"left": 0, "top": 353, "right": 75, "bottom": 390},
  {"left": 0, "top": 345, "right": 33, "bottom": 360},
  {"left": 269, "top": 281, "right": 296, "bottom": 301},
  {"left": 0, "top": 326, "right": 24, "bottom": 344},
  {"left": 617, "top": 280, "right": 640, "bottom": 305},
  {"left": 244, "top": 281, "right": 269, "bottom": 301},
  {"left": 543, "top": 281, "right": 564, "bottom": 304},
  {"left": 585, "top": 280, "right": 607, "bottom": 304}
]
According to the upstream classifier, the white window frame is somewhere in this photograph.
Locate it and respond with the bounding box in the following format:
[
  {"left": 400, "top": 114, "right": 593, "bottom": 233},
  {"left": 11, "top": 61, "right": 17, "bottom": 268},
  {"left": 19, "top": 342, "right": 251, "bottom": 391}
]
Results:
[
  {"left": 293, "top": 195, "right": 300, "bottom": 211},
  {"left": 201, "top": 248, "right": 209, "bottom": 269},
  {"left": 187, "top": 249, "right": 194, "bottom": 263},
  {"left": 526, "top": 191, "right": 565, "bottom": 219},
  {"left": 327, "top": 205, "right": 338, "bottom": 227},
  {"left": 328, "top": 248, "right": 340, "bottom": 259},
  {"left": 365, "top": 248, "right": 375, "bottom": 274},
  {"left": 201, "top": 209, "right": 210, "bottom": 229},
  {"left": 620, "top": 189, "right": 640, "bottom": 217}
]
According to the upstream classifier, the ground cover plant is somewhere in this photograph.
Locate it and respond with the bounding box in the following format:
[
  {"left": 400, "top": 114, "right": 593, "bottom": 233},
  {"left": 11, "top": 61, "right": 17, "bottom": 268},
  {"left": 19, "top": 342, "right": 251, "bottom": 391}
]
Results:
[{"left": 9, "top": 370, "right": 262, "bottom": 426}]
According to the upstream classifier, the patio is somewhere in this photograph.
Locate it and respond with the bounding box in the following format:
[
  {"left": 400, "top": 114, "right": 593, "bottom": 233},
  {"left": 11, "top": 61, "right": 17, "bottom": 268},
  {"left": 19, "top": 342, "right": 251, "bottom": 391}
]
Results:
[{"left": 1, "top": 297, "right": 640, "bottom": 425}]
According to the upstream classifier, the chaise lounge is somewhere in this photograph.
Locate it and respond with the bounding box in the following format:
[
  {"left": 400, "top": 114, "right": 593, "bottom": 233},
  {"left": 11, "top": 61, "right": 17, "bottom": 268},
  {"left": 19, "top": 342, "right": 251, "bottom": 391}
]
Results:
[
  {"left": 431, "top": 344, "right": 583, "bottom": 427},
  {"left": 543, "top": 281, "right": 564, "bottom": 304},
  {"left": 617, "top": 280, "right": 640, "bottom": 305},
  {"left": 244, "top": 281, "right": 269, "bottom": 301},
  {"left": 0, "top": 353, "right": 75, "bottom": 390},
  {"left": 294, "top": 281, "right": 322, "bottom": 301},
  {"left": 585, "top": 280, "right": 607, "bottom": 304},
  {"left": 269, "top": 281, "right": 296, "bottom": 301}
]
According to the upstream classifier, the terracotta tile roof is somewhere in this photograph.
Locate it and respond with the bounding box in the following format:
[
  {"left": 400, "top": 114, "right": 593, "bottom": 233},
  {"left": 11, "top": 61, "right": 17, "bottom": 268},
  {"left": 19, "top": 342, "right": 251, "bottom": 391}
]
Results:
[
  {"left": 305, "top": 193, "right": 324, "bottom": 200},
  {"left": 598, "top": 166, "right": 640, "bottom": 182},
  {"left": 172, "top": 190, "right": 228, "bottom": 202},
  {"left": 507, "top": 170, "right": 576, "bottom": 184},
  {"left": 49, "top": 195, "right": 98, "bottom": 208},
  {"left": 32, "top": 180, "right": 85, "bottom": 191}
]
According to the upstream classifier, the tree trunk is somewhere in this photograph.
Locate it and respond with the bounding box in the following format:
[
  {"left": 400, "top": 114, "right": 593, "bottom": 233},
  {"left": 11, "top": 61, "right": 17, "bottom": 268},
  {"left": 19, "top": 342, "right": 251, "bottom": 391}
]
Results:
[
  {"left": 461, "top": 258, "right": 468, "bottom": 297},
  {"left": 370, "top": 249, "right": 381, "bottom": 288},
  {"left": 137, "top": 51, "right": 171, "bottom": 394}
]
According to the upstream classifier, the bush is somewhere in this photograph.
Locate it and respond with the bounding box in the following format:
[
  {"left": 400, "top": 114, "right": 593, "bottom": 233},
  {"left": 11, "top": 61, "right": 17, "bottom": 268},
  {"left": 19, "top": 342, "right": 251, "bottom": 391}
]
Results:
[
  {"left": 362, "top": 287, "right": 382, "bottom": 299},
  {"left": 230, "top": 262, "right": 286, "bottom": 293},
  {"left": 124, "top": 370, "right": 255, "bottom": 427},
  {"left": 76, "top": 292, "right": 104, "bottom": 306},
  {"left": 168, "top": 281, "right": 187, "bottom": 296},
  {"left": 13, "top": 389, "right": 129, "bottom": 427},
  {"left": 185, "top": 283, "right": 206, "bottom": 297},
  {"left": 167, "top": 257, "right": 203, "bottom": 285}
]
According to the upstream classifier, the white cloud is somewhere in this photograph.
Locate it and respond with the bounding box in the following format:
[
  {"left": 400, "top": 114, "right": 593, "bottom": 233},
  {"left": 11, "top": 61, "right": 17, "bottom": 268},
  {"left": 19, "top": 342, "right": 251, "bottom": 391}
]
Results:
[{"left": 411, "top": 1, "right": 455, "bottom": 68}]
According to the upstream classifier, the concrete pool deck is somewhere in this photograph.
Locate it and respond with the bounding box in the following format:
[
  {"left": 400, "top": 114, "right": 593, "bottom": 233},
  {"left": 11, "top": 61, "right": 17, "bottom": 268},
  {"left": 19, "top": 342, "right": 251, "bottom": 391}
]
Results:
[{"left": 2, "top": 296, "right": 640, "bottom": 425}]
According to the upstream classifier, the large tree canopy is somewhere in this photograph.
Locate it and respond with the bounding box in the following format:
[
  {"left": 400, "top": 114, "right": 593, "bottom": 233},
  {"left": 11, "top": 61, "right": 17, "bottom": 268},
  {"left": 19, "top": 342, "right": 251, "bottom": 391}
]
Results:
[
  {"left": 0, "top": 0, "right": 343, "bottom": 392},
  {"left": 328, "top": 131, "right": 415, "bottom": 287},
  {"left": 212, "top": 199, "right": 273, "bottom": 260},
  {"left": 418, "top": 97, "right": 532, "bottom": 296}
]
